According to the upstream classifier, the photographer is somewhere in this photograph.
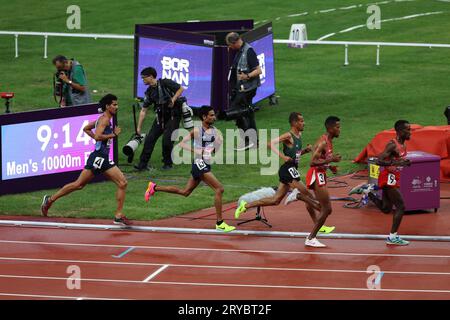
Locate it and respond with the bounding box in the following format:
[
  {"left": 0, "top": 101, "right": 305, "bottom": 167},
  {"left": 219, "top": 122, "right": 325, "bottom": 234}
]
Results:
[
  {"left": 226, "top": 32, "right": 262, "bottom": 151},
  {"left": 52, "top": 55, "right": 91, "bottom": 107},
  {"left": 134, "top": 67, "right": 185, "bottom": 171}
]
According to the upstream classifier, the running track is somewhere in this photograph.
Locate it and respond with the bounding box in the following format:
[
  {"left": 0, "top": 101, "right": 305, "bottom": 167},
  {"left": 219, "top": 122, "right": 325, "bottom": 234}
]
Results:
[{"left": 0, "top": 225, "right": 449, "bottom": 300}]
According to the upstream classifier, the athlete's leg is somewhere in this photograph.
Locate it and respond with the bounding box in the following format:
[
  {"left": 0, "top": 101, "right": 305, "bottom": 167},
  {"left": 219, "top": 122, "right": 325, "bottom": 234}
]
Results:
[
  {"left": 49, "top": 169, "right": 95, "bottom": 203},
  {"left": 288, "top": 180, "right": 321, "bottom": 215},
  {"left": 308, "top": 184, "right": 332, "bottom": 240},
  {"left": 245, "top": 183, "right": 289, "bottom": 210},
  {"left": 155, "top": 177, "right": 200, "bottom": 197},
  {"left": 369, "top": 188, "right": 393, "bottom": 214},
  {"left": 384, "top": 188, "right": 405, "bottom": 234},
  {"left": 200, "top": 172, "right": 225, "bottom": 222},
  {"left": 103, "top": 166, "right": 128, "bottom": 217}
]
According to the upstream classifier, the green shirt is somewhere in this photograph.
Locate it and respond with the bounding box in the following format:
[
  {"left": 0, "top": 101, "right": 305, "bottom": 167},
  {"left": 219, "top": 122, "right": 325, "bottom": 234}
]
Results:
[
  {"left": 63, "top": 64, "right": 87, "bottom": 105},
  {"left": 282, "top": 132, "right": 302, "bottom": 164}
]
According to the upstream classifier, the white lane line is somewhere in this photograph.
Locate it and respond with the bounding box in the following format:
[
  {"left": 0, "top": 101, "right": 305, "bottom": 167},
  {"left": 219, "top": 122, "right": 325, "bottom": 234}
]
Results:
[
  {"left": 317, "top": 11, "right": 445, "bottom": 40},
  {"left": 0, "top": 274, "right": 448, "bottom": 294},
  {"left": 287, "top": 12, "right": 308, "bottom": 17},
  {"left": 1, "top": 256, "right": 450, "bottom": 276},
  {"left": 320, "top": 8, "right": 337, "bottom": 13},
  {"left": 0, "top": 239, "right": 449, "bottom": 259},
  {"left": 0, "top": 292, "right": 125, "bottom": 300},
  {"left": 317, "top": 33, "right": 336, "bottom": 41},
  {"left": 340, "top": 5, "right": 358, "bottom": 10},
  {"left": 143, "top": 265, "right": 169, "bottom": 282}
]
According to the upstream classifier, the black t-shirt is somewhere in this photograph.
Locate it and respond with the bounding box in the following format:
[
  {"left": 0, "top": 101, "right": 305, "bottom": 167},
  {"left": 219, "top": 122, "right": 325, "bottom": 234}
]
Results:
[{"left": 142, "top": 78, "right": 181, "bottom": 109}]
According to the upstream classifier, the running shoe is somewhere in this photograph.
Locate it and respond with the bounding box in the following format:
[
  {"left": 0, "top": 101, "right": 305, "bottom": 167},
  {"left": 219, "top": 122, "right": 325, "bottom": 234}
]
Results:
[
  {"left": 319, "top": 225, "right": 336, "bottom": 234},
  {"left": 41, "top": 194, "right": 52, "bottom": 217},
  {"left": 216, "top": 221, "right": 236, "bottom": 232},
  {"left": 145, "top": 181, "right": 157, "bottom": 202},
  {"left": 305, "top": 237, "right": 327, "bottom": 248},
  {"left": 284, "top": 189, "right": 299, "bottom": 205},
  {"left": 234, "top": 200, "right": 247, "bottom": 219},
  {"left": 386, "top": 236, "right": 410, "bottom": 246},
  {"left": 114, "top": 216, "right": 132, "bottom": 226}
]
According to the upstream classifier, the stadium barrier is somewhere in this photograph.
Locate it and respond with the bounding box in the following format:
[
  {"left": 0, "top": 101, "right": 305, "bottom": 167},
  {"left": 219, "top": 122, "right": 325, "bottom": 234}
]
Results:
[{"left": 1, "top": 31, "right": 450, "bottom": 65}]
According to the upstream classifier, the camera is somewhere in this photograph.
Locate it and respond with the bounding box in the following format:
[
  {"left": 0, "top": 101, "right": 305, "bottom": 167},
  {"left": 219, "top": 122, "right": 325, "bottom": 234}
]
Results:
[
  {"left": 123, "top": 133, "right": 146, "bottom": 163},
  {"left": 222, "top": 105, "right": 255, "bottom": 121},
  {"left": 181, "top": 101, "right": 194, "bottom": 129},
  {"left": 53, "top": 71, "right": 68, "bottom": 105}
]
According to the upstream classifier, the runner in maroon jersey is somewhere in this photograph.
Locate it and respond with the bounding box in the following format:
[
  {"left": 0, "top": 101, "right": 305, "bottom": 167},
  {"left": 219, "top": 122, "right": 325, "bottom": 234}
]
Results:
[
  {"left": 304, "top": 116, "right": 342, "bottom": 247},
  {"left": 368, "top": 120, "right": 412, "bottom": 246}
]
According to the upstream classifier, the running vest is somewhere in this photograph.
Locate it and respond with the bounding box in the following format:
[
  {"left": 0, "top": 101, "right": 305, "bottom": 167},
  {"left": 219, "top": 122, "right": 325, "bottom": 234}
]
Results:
[
  {"left": 385, "top": 138, "right": 407, "bottom": 172},
  {"left": 193, "top": 126, "right": 216, "bottom": 162},
  {"left": 315, "top": 134, "right": 333, "bottom": 170},
  {"left": 282, "top": 132, "right": 302, "bottom": 166},
  {"left": 94, "top": 118, "right": 113, "bottom": 155}
]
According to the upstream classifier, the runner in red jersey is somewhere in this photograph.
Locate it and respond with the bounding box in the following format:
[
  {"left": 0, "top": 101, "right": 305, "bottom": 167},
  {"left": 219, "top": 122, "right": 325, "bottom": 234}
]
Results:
[
  {"left": 368, "top": 120, "right": 412, "bottom": 246},
  {"left": 304, "top": 116, "right": 342, "bottom": 247}
]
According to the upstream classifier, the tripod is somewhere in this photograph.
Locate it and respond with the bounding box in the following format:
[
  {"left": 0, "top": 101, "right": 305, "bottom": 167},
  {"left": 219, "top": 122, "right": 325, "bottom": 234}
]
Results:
[{"left": 237, "top": 206, "right": 272, "bottom": 228}]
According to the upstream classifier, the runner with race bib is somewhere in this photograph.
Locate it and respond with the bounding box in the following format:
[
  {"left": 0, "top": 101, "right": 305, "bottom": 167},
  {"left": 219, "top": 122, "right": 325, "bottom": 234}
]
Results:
[
  {"left": 41, "top": 94, "right": 130, "bottom": 226},
  {"left": 144, "top": 106, "right": 235, "bottom": 232},
  {"left": 304, "top": 116, "right": 342, "bottom": 247},
  {"left": 368, "top": 120, "right": 412, "bottom": 246},
  {"left": 235, "top": 112, "right": 329, "bottom": 233}
]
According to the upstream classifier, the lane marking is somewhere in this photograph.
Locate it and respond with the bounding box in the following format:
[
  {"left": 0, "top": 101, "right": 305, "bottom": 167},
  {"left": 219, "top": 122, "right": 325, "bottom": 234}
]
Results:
[
  {"left": 0, "top": 274, "right": 449, "bottom": 294},
  {"left": 143, "top": 265, "right": 169, "bottom": 282},
  {"left": 0, "top": 292, "right": 125, "bottom": 300},
  {"left": 112, "top": 247, "right": 135, "bottom": 259},
  {"left": 1, "top": 256, "right": 450, "bottom": 276},
  {"left": 0, "top": 239, "right": 449, "bottom": 259},
  {"left": 318, "top": 11, "right": 445, "bottom": 40}
]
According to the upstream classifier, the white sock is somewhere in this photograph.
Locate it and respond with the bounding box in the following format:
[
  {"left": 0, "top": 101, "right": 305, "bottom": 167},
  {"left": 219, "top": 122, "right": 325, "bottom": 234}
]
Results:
[{"left": 389, "top": 232, "right": 397, "bottom": 239}]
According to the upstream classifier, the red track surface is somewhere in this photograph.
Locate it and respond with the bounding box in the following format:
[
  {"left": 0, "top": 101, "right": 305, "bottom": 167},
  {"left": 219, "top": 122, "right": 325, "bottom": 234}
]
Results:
[
  {"left": 0, "top": 225, "right": 449, "bottom": 300},
  {"left": 1, "top": 176, "right": 449, "bottom": 300}
]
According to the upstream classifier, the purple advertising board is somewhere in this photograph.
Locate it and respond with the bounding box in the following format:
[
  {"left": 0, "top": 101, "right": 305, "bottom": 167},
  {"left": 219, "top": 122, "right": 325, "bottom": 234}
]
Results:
[
  {"left": 136, "top": 37, "right": 214, "bottom": 107},
  {"left": 248, "top": 33, "right": 276, "bottom": 104},
  {"left": 0, "top": 104, "right": 118, "bottom": 195},
  {"left": 1, "top": 114, "right": 114, "bottom": 180}
]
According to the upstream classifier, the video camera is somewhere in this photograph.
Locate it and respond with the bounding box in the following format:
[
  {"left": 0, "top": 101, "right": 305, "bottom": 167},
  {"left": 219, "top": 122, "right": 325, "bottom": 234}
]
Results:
[
  {"left": 222, "top": 104, "right": 255, "bottom": 121},
  {"left": 53, "top": 71, "right": 68, "bottom": 105}
]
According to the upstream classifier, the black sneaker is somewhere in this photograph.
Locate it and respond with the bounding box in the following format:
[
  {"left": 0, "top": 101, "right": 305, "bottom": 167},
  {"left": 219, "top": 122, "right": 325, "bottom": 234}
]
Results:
[
  {"left": 134, "top": 164, "right": 154, "bottom": 172},
  {"left": 41, "top": 195, "right": 52, "bottom": 217},
  {"left": 161, "top": 164, "right": 173, "bottom": 170},
  {"left": 114, "top": 216, "right": 132, "bottom": 226}
]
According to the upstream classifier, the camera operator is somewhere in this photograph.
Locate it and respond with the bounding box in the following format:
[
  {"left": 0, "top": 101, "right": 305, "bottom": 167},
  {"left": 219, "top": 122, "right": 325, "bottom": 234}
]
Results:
[
  {"left": 134, "top": 67, "right": 184, "bottom": 171},
  {"left": 52, "top": 55, "right": 91, "bottom": 107},
  {"left": 226, "top": 32, "right": 262, "bottom": 151}
]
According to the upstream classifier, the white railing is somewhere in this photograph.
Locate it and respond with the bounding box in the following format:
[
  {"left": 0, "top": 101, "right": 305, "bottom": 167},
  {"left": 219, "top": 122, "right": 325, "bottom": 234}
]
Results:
[{"left": 1, "top": 31, "right": 450, "bottom": 65}]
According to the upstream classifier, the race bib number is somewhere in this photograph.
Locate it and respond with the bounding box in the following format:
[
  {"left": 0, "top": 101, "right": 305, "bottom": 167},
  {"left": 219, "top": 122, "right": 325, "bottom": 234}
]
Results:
[
  {"left": 387, "top": 173, "right": 396, "bottom": 186},
  {"left": 195, "top": 159, "right": 207, "bottom": 170},
  {"left": 317, "top": 172, "right": 326, "bottom": 186},
  {"left": 288, "top": 167, "right": 300, "bottom": 179},
  {"left": 93, "top": 157, "right": 105, "bottom": 169}
]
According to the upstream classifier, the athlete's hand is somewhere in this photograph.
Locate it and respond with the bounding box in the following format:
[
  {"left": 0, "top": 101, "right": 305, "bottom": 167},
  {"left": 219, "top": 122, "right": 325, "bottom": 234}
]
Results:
[
  {"left": 402, "top": 159, "right": 411, "bottom": 167},
  {"left": 304, "top": 144, "right": 312, "bottom": 153},
  {"left": 283, "top": 156, "right": 293, "bottom": 162},
  {"left": 329, "top": 166, "right": 338, "bottom": 174},
  {"left": 332, "top": 154, "right": 342, "bottom": 162},
  {"left": 114, "top": 126, "right": 121, "bottom": 136}
]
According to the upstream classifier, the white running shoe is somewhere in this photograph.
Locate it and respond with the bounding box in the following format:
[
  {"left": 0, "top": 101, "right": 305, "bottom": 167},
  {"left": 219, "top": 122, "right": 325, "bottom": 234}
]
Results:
[
  {"left": 284, "top": 188, "right": 300, "bottom": 205},
  {"left": 305, "top": 237, "right": 327, "bottom": 248}
]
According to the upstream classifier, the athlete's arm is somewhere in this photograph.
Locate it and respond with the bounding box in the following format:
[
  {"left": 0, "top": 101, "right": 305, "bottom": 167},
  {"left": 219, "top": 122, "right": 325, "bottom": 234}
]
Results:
[
  {"left": 301, "top": 144, "right": 312, "bottom": 155},
  {"left": 93, "top": 117, "right": 117, "bottom": 141},
  {"left": 83, "top": 120, "right": 96, "bottom": 140},
  {"left": 268, "top": 132, "right": 292, "bottom": 162},
  {"left": 310, "top": 140, "right": 341, "bottom": 166},
  {"left": 179, "top": 128, "right": 200, "bottom": 155},
  {"left": 214, "top": 129, "right": 224, "bottom": 152},
  {"left": 377, "top": 141, "right": 410, "bottom": 167}
]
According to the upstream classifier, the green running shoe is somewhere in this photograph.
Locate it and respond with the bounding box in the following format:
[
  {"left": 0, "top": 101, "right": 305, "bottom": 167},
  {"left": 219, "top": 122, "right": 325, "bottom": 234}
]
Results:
[
  {"left": 234, "top": 200, "right": 247, "bottom": 219},
  {"left": 216, "top": 221, "right": 236, "bottom": 232},
  {"left": 319, "top": 225, "right": 336, "bottom": 234},
  {"left": 386, "top": 236, "right": 410, "bottom": 246}
]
